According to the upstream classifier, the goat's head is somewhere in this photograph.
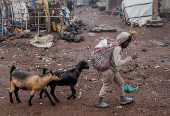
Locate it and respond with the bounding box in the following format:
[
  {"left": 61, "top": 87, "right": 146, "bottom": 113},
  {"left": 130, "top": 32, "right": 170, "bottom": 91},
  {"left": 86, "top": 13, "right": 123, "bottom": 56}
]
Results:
[
  {"left": 79, "top": 60, "right": 89, "bottom": 69},
  {"left": 49, "top": 71, "right": 60, "bottom": 81},
  {"left": 43, "top": 68, "right": 60, "bottom": 81}
]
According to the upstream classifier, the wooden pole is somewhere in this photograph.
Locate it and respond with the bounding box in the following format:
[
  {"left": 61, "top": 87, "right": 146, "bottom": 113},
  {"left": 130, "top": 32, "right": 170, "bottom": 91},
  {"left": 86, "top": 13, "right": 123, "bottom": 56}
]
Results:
[
  {"left": 26, "top": 0, "right": 28, "bottom": 32},
  {"left": 38, "top": 8, "right": 39, "bottom": 35},
  {"left": 2, "top": 0, "right": 4, "bottom": 35},
  {"left": 152, "top": 0, "right": 158, "bottom": 20}
]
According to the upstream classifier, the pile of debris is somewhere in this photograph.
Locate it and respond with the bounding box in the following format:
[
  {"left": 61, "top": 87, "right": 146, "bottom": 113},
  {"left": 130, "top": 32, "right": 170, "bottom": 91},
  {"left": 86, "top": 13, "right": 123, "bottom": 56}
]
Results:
[
  {"left": 57, "top": 34, "right": 85, "bottom": 43},
  {"left": 65, "top": 20, "right": 86, "bottom": 35},
  {"left": 58, "top": 20, "right": 86, "bottom": 42},
  {"left": 0, "top": 36, "right": 7, "bottom": 42},
  {"left": 8, "top": 33, "right": 33, "bottom": 40}
]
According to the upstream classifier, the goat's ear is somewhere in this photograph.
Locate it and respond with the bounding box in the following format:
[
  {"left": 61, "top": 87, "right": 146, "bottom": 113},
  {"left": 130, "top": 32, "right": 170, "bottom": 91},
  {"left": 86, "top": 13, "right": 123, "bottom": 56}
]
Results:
[
  {"left": 50, "top": 71, "right": 54, "bottom": 75},
  {"left": 50, "top": 71, "right": 55, "bottom": 75},
  {"left": 81, "top": 60, "right": 85, "bottom": 63},
  {"left": 43, "top": 68, "right": 48, "bottom": 74}
]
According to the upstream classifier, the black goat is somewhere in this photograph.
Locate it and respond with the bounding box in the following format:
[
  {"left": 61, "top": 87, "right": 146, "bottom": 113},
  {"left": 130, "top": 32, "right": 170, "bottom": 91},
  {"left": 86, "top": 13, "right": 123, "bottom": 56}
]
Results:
[{"left": 40, "top": 60, "right": 89, "bottom": 102}]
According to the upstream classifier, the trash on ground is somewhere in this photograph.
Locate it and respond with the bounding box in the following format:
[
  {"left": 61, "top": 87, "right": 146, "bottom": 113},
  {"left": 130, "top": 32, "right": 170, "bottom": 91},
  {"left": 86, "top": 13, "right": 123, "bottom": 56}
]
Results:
[
  {"left": 30, "top": 34, "right": 54, "bottom": 47},
  {"left": 123, "top": 86, "right": 139, "bottom": 93},
  {"left": 129, "top": 30, "right": 144, "bottom": 35},
  {"left": 77, "top": 89, "right": 83, "bottom": 99},
  {"left": 88, "top": 33, "right": 96, "bottom": 36},
  {"left": 0, "top": 97, "right": 5, "bottom": 99},
  {"left": 115, "top": 106, "right": 122, "bottom": 109}
]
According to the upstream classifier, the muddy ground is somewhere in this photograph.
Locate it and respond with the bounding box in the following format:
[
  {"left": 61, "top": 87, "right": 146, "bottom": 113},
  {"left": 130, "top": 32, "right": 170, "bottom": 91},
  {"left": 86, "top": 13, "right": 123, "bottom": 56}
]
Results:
[{"left": 0, "top": 6, "right": 170, "bottom": 116}]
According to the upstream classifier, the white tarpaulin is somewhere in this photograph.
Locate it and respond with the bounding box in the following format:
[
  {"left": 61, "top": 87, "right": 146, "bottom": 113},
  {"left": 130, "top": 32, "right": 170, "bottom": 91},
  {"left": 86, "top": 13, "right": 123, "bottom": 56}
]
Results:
[{"left": 122, "top": 0, "right": 160, "bottom": 27}]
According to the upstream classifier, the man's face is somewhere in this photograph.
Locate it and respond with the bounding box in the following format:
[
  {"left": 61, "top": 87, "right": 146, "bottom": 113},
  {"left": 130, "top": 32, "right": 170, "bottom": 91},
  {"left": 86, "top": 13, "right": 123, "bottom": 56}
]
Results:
[{"left": 121, "top": 41, "right": 130, "bottom": 49}]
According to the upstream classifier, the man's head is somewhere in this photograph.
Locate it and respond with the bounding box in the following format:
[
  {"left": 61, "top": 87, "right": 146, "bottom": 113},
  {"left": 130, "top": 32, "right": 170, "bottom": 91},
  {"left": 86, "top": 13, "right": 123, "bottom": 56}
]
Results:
[
  {"left": 121, "top": 36, "right": 132, "bottom": 49},
  {"left": 116, "top": 32, "right": 132, "bottom": 49}
]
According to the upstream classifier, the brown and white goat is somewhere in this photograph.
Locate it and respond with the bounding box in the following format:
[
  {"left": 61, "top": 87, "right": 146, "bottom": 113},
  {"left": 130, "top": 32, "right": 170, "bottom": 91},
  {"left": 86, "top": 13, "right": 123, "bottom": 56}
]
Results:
[{"left": 9, "top": 66, "right": 60, "bottom": 106}]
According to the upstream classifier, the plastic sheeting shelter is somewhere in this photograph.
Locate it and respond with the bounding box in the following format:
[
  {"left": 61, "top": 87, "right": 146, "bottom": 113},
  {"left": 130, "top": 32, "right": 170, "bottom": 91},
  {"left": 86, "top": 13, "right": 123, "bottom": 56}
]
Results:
[{"left": 122, "top": 0, "right": 160, "bottom": 27}]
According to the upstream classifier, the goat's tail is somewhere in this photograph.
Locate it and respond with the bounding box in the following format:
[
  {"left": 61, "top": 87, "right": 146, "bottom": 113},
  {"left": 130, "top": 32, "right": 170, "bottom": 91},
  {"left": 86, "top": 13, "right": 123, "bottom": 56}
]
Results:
[
  {"left": 10, "top": 65, "right": 16, "bottom": 81},
  {"left": 43, "top": 68, "right": 48, "bottom": 74}
]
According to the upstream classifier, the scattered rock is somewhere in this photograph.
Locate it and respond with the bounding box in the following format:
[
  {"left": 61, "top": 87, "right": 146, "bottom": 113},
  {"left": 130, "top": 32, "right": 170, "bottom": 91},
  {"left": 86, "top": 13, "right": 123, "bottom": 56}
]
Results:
[
  {"left": 123, "top": 70, "right": 128, "bottom": 73},
  {"left": 135, "top": 64, "right": 139, "bottom": 67},
  {"left": 21, "top": 33, "right": 33, "bottom": 38},
  {"left": 0, "top": 36, "right": 6, "bottom": 42},
  {"left": 143, "top": 66, "right": 148, "bottom": 69},
  {"left": 143, "top": 76, "right": 147, "bottom": 79},
  {"left": 129, "top": 67, "right": 134, "bottom": 72},
  {"left": 142, "top": 48, "right": 147, "bottom": 52}
]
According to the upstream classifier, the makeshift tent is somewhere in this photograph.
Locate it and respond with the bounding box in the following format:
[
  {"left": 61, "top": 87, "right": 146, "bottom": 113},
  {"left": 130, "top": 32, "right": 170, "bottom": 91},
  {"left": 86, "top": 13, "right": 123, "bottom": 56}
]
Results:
[{"left": 122, "top": 0, "right": 160, "bottom": 27}]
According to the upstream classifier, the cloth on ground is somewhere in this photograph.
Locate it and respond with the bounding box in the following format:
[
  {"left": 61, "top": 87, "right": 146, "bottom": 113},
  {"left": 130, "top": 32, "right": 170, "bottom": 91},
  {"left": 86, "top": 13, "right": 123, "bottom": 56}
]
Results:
[{"left": 30, "top": 34, "right": 54, "bottom": 47}]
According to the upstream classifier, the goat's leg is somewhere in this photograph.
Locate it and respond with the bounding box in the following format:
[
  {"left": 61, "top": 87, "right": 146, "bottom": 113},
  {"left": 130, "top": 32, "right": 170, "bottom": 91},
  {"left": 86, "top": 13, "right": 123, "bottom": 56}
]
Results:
[
  {"left": 14, "top": 87, "right": 21, "bottom": 103},
  {"left": 28, "top": 90, "right": 36, "bottom": 106},
  {"left": 67, "top": 85, "right": 76, "bottom": 100},
  {"left": 9, "top": 82, "right": 15, "bottom": 103},
  {"left": 9, "top": 92, "right": 13, "bottom": 103},
  {"left": 43, "top": 89, "right": 55, "bottom": 106},
  {"left": 50, "top": 85, "right": 60, "bottom": 102},
  {"left": 39, "top": 89, "right": 44, "bottom": 99}
]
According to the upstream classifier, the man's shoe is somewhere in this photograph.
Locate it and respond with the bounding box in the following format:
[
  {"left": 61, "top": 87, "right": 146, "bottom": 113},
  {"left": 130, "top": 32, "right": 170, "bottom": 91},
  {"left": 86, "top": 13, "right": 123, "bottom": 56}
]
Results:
[
  {"left": 121, "top": 97, "right": 135, "bottom": 105},
  {"left": 94, "top": 102, "right": 110, "bottom": 108}
]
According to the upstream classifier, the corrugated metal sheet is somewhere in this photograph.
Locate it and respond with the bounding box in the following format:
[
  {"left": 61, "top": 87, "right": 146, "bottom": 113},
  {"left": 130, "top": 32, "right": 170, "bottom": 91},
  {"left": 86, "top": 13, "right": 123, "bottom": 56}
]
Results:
[
  {"left": 98, "top": 0, "right": 105, "bottom": 2},
  {"left": 106, "top": 0, "right": 123, "bottom": 11},
  {"left": 84, "top": 0, "right": 91, "bottom": 5},
  {"left": 76, "top": 0, "right": 91, "bottom": 6},
  {"left": 76, "top": 0, "right": 84, "bottom": 6}
]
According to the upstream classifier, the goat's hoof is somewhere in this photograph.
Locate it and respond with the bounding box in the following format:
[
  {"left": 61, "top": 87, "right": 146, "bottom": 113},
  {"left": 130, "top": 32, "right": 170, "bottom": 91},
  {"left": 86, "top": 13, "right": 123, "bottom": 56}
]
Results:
[
  {"left": 73, "top": 96, "right": 76, "bottom": 98},
  {"left": 29, "top": 103, "right": 32, "bottom": 106},
  {"left": 67, "top": 97, "right": 71, "bottom": 100},
  {"left": 10, "top": 100, "right": 13, "bottom": 103},
  {"left": 51, "top": 102, "right": 56, "bottom": 106},
  {"left": 56, "top": 100, "right": 60, "bottom": 103},
  {"left": 40, "top": 95, "right": 42, "bottom": 99},
  {"left": 18, "top": 100, "right": 21, "bottom": 103}
]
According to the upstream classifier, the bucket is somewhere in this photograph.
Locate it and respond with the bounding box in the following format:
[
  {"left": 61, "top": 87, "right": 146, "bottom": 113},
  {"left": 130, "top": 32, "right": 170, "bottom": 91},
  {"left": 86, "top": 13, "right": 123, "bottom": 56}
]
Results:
[
  {"left": 56, "top": 25, "right": 61, "bottom": 33},
  {"left": 52, "top": 22, "right": 57, "bottom": 32}
]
